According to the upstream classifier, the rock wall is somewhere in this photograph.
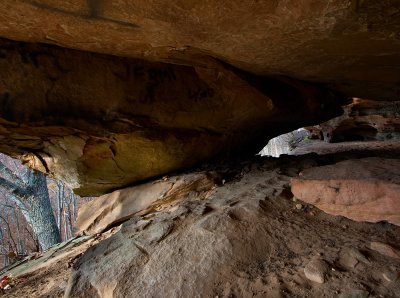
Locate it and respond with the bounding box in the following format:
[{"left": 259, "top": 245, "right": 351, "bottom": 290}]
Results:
[{"left": 0, "top": 38, "right": 345, "bottom": 195}]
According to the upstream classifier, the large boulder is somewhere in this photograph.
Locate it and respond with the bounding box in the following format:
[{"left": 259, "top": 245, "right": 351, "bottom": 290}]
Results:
[
  {"left": 291, "top": 157, "right": 400, "bottom": 226},
  {"left": 0, "top": 38, "right": 344, "bottom": 195},
  {"left": 1, "top": 1, "right": 400, "bottom": 100}
]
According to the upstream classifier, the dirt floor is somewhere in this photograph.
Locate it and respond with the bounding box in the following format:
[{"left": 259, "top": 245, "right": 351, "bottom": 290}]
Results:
[{"left": 1, "top": 141, "right": 400, "bottom": 297}]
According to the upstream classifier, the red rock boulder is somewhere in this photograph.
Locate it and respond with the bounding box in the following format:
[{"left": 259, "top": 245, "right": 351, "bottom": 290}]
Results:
[{"left": 291, "top": 157, "right": 400, "bottom": 226}]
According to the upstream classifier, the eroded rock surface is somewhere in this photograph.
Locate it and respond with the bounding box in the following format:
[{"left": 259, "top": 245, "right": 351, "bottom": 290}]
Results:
[
  {"left": 309, "top": 98, "right": 400, "bottom": 142},
  {"left": 63, "top": 152, "right": 400, "bottom": 298},
  {"left": 291, "top": 157, "right": 400, "bottom": 225},
  {"left": 0, "top": 38, "right": 344, "bottom": 195},
  {"left": 2, "top": 150, "right": 400, "bottom": 297},
  {"left": 76, "top": 171, "right": 218, "bottom": 235},
  {"left": 1, "top": 1, "right": 400, "bottom": 99}
]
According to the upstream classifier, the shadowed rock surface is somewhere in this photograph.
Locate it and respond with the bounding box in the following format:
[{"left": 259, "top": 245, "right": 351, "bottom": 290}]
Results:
[
  {"left": 1, "top": 1, "right": 400, "bottom": 100},
  {"left": 1, "top": 1, "right": 400, "bottom": 297},
  {"left": 311, "top": 99, "right": 400, "bottom": 142},
  {"left": 0, "top": 38, "right": 345, "bottom": 195},
  {"left": 1, "top": 1, "right": 400, "bottom": 194}
]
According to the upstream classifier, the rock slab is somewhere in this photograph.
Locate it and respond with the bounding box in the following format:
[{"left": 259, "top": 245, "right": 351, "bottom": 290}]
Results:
[
  {"left": 76, "top": 172, "right": 217, "bottom": 235},
  {"left": 291, "top": 157, "right": 400, "bottom": 226}
]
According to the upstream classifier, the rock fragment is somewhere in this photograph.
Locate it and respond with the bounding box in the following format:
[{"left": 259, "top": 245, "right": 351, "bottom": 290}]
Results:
[
  {"left": 339, "top": 248, "right": 370, "bottom": 269},
  {"left": 382, "top": 268, "right": 399, "bottom": 282},
  {"left": 370, "top": 242, "right": 400, "bottom": 259},
  {"left": 304, "top": 258, "right": 329, "bottom": 283}
]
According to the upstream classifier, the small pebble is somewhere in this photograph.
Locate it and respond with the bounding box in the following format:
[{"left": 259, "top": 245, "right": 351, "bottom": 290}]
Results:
[
  {"left": 296, "top": 203, "right": 303, "bottom": 210},
  {"left": 382, "top": 268, "right": 399, "bottom": 282}
]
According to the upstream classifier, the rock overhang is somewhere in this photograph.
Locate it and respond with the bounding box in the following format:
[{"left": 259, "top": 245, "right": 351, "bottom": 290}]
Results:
[
  {"left": 0, "top": 38, "right": 347, "bottom": 195},
  {"left": 0, "top": 0, "right": 400, "bottom": 195},
  {"left": 1, "top": 0, "right": 400, "bottom": 100}
]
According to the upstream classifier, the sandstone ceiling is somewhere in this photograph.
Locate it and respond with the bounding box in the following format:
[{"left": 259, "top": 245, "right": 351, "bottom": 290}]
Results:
[
  {"left": 0, "top": 0, "right": 400, "bottom": 195},
  {"left": 0, "top": 0, "right": 400, "bottom": 100}
]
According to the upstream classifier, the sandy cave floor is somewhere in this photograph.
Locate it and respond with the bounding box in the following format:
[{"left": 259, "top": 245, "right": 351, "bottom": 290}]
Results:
[{"left": 1, "top": 141, "right": 400, "bottom": 298}]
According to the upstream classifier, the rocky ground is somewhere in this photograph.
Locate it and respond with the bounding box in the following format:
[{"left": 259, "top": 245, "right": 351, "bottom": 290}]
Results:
[{"left": 1, "top": 141, "right": 400, "bottom": 298}]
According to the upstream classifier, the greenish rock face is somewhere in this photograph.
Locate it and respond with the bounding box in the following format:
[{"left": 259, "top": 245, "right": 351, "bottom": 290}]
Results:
[{"left": 0, "top": 39, "right": 345, "bottom": 195}]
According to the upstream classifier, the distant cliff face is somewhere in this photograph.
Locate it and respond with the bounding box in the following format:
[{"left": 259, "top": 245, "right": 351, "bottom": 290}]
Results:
[{"left": 0, "top": 1, "right": 400, "bottom": 195}]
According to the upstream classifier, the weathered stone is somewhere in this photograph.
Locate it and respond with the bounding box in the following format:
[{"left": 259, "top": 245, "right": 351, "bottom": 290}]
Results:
[
  {"left": 310, "top": 99, "right": 400, "bottom": 142},
  {"left": 3, "top": 153, "right": 400, "bottom": 298},
  {"left": 0, "top": 38, "right": 344, "bottom": 195},
  {"left": 338, "top": 248, "right": 370, "bottom": 269},
  {"left": 304, "top": 258, "right": 329, "bottom": 283},
  {"left": 338, "top": 288, "right": 370, "bottom": 298},
  {"left": 382, "top": 268, "right": 399, "bottom": 282},
  {"left": 370, "top": 241, "right": 400, "bottom": 259},
  {"left": 76, "top": 172, "right": 217, "bottom": 234},
  {"left": 291, "top": 157, "right": 400, "bottom": 226},
  {"left": 1, "top": 1, "right": 400, "bottom": 100}
]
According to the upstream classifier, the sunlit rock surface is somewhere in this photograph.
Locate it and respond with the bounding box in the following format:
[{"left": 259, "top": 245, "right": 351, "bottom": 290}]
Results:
[{"left": 259, "top": 128, "right": 310, "bottom": 157}]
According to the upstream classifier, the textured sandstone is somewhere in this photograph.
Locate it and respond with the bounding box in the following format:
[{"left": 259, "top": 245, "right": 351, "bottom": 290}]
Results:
[
  {"left": 2, "top": 153, "right": 400, "bottom": 298},
  {"left": 0, "top": 1, "right": 400, "bottom": 100},
  {"left": 310, "top": 99, "right": 400, "bottom": 142},
  {"left": 76, "top": 172, "right": 217, "bottom": 235},
  {"left": 291, "top": 157, "right": 400, "bottom": 226},
  {"left": 370, "top": 242, "right": 400, "bottom": 259},
  {"left": 0, "top": 38, "right": 344, "bottom": 195}
]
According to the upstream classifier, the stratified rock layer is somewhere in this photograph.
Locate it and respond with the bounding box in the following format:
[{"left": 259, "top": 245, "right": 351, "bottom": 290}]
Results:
[
  {"left": 76, "top": 172, "right": 218, "bottom": 235},
  {"left": 1, "top": 1, "right": 400, "bottom": 100},
  {"left": 310, "top": 98, "right": 400, "bottom": 142},
  {"left": 0, "top": 38, "right": 344, "bottom": 195},
  {"left": 291, "top": 157, "right": 400, "bottom": 226}
]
